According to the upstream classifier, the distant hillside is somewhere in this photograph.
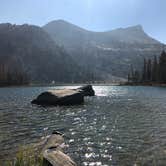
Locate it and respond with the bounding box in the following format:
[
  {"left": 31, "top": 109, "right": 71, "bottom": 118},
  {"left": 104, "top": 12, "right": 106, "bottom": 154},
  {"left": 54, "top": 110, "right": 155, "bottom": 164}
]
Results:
[
  {"left": 0, "top": 23, "right": 93, "bottom": 84},
  {"left": 43, "top": 20, "right": 163, "bottom": 80},
  {"left": 0, "top": 21, "right": 163, "bottom": 84}
]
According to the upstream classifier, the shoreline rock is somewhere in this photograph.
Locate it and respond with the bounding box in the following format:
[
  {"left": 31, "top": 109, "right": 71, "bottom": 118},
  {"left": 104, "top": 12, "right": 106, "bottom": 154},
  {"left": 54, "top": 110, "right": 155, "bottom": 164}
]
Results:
[{"left": 31, "top": 85, "right": 95, "bottom": 106}]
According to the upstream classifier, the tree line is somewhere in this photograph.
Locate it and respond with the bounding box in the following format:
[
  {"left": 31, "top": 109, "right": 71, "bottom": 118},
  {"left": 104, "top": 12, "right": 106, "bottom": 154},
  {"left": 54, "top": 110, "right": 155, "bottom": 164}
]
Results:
[
  {"left": 128, "top": 50, "right": 166, "bottom": 84},
  {"left": 0, "top": 62, "right": 29, "bottom": 86}
]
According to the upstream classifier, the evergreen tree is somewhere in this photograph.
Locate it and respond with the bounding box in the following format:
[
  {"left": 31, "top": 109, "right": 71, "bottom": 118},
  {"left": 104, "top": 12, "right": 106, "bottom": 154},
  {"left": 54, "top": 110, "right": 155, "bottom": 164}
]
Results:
[
  {"left": 152, "top": 56, "right": 158, "bottom": 82},
  {"left": 130, "top": 65, "right": 134, "bottom": 82},
  {"left": 0, "top": 61, "right": 30, "bottom": 86},
  {"left": 159, "top": 50, "right": 166, "bottom": 83},
  {"left": 127, "top": 73, "right": 131, "bottom": 82},
  {"left": 127, "top": 50, "right": 166, "bottom": 85},
  {"left": 147, "top": 59, "right": 152, "bottom": 82},
  {"left": 142, "top": 58, "right": 147, "bottom": 82},
  {"left": 134, "top": 70, "right": 140, "bottom": 83}
]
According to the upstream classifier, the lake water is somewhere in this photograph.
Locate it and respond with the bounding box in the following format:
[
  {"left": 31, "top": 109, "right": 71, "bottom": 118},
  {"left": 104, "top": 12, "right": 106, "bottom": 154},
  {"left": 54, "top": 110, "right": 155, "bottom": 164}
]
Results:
[{"left": 0, "top": 85, "right": 166, "bottom": 165}]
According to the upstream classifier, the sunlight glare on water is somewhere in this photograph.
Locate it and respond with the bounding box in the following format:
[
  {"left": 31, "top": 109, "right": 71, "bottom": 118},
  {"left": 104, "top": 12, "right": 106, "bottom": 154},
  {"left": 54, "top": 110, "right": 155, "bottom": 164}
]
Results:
[{"left": 0, "top": 86, "right": 166, "bottom": 165}]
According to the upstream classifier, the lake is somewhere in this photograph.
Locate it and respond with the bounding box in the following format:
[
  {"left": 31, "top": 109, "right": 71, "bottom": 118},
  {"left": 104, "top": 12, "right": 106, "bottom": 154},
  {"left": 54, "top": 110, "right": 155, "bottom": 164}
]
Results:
[{"left": 0, "top": 85, "right": 166, "bottom": 165}]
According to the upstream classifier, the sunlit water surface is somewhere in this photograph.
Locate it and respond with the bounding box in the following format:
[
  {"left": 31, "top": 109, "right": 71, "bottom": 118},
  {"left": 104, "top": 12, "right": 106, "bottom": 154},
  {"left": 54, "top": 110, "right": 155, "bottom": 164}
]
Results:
[{"left": 1, "top": 86, "right": 166, "bottom": 165}]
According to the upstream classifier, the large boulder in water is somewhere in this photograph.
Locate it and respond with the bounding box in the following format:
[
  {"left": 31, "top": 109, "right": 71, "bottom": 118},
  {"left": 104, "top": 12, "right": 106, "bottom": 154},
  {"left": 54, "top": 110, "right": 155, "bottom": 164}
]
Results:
[
  {"left": 77, "top": 85, "right": 95, "bottom": 96},
  {"left": 31, "top": 85, "right": 95, "bottom": 106},
  {"left": 31, "top": 89, "right": 84, "bottom": 106}
]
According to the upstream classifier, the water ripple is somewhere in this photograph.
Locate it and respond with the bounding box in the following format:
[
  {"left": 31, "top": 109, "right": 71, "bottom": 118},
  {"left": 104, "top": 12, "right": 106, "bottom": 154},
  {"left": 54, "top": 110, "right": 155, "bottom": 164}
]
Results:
[{"left": 0, "top": 86, "right": 166, "bottom": 165}]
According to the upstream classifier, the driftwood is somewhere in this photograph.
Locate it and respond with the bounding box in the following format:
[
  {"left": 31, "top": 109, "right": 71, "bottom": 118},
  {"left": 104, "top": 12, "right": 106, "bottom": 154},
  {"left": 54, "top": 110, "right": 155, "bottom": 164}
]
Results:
[
  {"left": 43, "top": 149, "right": 76, "bottom": 166},
  {"left": 35, "top": 132, "right": 77, "bottom": 166}
]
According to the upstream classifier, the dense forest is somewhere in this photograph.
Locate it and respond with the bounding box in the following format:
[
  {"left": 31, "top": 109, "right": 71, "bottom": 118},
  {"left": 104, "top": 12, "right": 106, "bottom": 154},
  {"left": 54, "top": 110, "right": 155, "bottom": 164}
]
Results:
[
  {"left": 128, "top": 50, "right": 166, "bottom": 84},
  {"left": 0, "top": 60, "right": 29, "bottom": 86},
  {"left": 0, "top": 23, "right": 101, "bottom": 86}
]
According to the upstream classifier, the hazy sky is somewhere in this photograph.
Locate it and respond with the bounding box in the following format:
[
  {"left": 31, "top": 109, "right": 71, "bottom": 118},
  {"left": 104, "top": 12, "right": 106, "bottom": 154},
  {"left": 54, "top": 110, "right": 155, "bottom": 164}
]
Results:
[{"left": 0, "top": 0, "right": 166, "bottom": 43}]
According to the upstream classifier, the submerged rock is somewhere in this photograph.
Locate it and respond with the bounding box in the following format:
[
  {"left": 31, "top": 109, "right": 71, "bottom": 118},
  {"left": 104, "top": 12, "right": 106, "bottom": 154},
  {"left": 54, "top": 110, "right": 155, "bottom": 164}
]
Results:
[{"left": 31, "top": 85, "right": 95, "bottom": 106}]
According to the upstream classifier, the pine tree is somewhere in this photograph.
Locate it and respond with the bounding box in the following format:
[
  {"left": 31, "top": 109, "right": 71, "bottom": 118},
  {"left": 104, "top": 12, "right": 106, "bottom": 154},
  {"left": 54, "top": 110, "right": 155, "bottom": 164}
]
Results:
[
  {"left": 127, "top": 73, "right": 131, "bottom": 82},
  {"left": 142, "top": 58, "right": 147, "bottom": 82},
  {"left": 159, "top": 50, "right": 166, "bottom": 83},
  {"left": 152, "top": 56, "right": 158, "bottom": 82},
  {"left": 147, "top": 59, "right": 152, "bottom": 82},
  {"left": 130, "top": 65, "right": 134, "bottom": 82},
  {"left": 134, "top": 70, "right": 140, "bottom": 83}
]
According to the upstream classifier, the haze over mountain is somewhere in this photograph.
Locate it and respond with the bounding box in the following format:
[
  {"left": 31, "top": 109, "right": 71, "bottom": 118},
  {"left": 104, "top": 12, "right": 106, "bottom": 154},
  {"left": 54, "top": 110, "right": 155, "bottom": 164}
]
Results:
[
  {"left": 0, "top": 20, "right": 164, "bottom": 84},
  {"left": 0, "top": 23, "right": 94, "bottom": 83},
  {"left": 43, "top": 20, "right": 163, "bottom": 79},
  {"left": 44, "top": 20, "right": 159, "bottom": 46}
]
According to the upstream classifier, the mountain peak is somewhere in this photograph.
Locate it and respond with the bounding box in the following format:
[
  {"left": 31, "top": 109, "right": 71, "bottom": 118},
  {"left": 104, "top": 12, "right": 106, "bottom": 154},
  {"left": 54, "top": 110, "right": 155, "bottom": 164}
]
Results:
[
  {"left": 43, "top": 20, "right": 160, "bottom": 44},
  {"left": 126, "top": 24, "right": 144, "bottom": 32},
  {"left": 45, "top": 19, "right": 76, "bottom": 27},
  {"left": 43, "top": 20, "right": 88, "bottom": 34},
  {"left": 115, "top": 24, "right": 144, "bottom": 32},
  {"left": 131, "top": 24, "right": 143, "bottom": 29},
  {"left": 49, "top": 19, "right": 68, "bottom": 24},
  {"left": 44, "top": 20, "right": 146, "bottom": 35}
]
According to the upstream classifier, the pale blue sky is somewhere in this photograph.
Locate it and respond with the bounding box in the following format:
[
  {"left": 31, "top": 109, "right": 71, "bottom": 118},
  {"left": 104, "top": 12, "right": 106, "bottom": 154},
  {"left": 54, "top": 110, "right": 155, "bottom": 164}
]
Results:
[{"left": 0, "top": 0, "right": 165, "bottom": 43}]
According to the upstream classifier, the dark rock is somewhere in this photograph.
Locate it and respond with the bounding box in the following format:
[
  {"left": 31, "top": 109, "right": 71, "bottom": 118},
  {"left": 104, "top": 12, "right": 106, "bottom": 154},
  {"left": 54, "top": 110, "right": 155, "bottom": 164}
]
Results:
[
  {"left": 31, "top": 89, "right": 84, "bottom": 106},
  {"left": 78, "top": 85, "right": 95, "bottom": 96},
  {"left": 52, "top": 131, "right": 63, "bottom": 136},
  {"left": 31, "top": 85, "right": 95, "bottom": 106},
  {"left": 48, "top": 146, "right": 59, "bottom": 150}
]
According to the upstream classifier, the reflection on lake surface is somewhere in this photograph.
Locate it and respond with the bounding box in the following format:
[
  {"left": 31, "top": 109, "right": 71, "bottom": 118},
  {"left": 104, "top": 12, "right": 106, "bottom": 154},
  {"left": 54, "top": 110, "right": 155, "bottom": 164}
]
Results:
[{"left": 0, "top": 85, "right": 166, "bottom": 165}]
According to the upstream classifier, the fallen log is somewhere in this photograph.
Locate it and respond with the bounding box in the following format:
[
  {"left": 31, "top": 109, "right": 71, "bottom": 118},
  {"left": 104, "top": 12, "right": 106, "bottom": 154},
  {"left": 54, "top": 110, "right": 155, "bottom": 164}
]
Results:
[{"left": 35, "top": 132, "right": 77, "bottom": 166}]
